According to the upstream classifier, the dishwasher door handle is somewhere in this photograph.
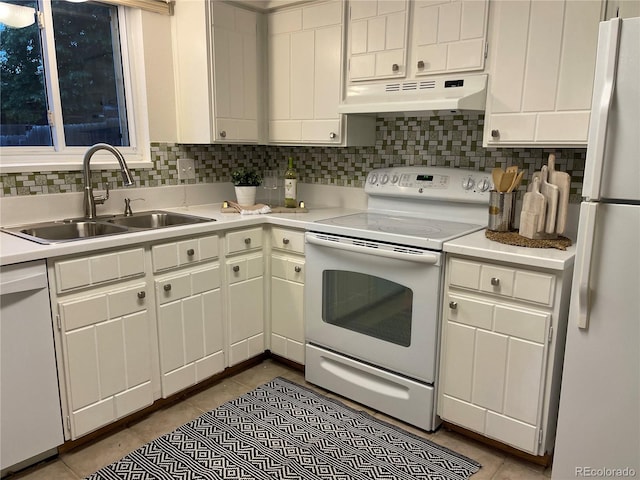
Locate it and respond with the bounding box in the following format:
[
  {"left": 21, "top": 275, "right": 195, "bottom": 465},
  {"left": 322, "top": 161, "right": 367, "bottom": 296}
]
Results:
[{"left": 0, "top": 271, "right": 48, "bottom": 295}]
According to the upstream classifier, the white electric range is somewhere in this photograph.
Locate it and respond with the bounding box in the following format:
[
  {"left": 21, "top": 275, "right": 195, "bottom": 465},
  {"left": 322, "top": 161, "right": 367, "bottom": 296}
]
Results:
[{"left": 304, "top": 166, "right": 492, "bottom": 431}]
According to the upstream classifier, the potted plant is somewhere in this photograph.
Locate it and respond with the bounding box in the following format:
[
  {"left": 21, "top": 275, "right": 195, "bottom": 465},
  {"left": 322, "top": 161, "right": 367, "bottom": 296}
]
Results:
[{"left": 231, "top": 167, "right": 262, "bottom": 206}]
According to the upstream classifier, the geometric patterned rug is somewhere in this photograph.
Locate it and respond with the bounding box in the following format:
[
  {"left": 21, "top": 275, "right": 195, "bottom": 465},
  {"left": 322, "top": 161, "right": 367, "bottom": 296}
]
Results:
[{"left": 86, "top": 377, "right": 481, "bottom": 479}]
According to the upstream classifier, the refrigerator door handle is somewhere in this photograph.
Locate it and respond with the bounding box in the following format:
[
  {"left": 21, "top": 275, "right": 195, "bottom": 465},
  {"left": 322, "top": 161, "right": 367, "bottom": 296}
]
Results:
[
  {"left": 575, "top": 203, "right": 599, "bottom": 329},
  {"left": 583, "top": 18, "right": 622, "bottom": 201}
]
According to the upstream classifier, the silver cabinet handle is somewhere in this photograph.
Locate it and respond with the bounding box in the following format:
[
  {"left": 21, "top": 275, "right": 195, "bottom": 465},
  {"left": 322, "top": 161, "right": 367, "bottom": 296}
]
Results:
[
  {"left": 329, "top": 132, "right": 337, "bottom": 139},
  {"left": 219, "top": 130, "right": 226, "bottom": 138},
  {"left": 244, "top": 237, "right": 251, "bottom": 245},
  {"left": 282, "top": 238, "right": 290, "bottom": 245},
  {"left": 233, "top": 265, "right": 240, "bottom": 272},
  {"left": 449, "top": 301, "right": 458, "bottom": 310},
  {"left": 137, "top": 291, "right": 146, "bottom": 299},
  {"left": 294, "top": 266, "right": 302, "bottom": 273},
  {"left": 164, "top": 284, "right": 171, "bottom": 291},
  {"left": 491, "top": 277, "right": 500, "bottom": 286},
  {"left": 186, "top": 248, "right": 195, "bottom": 256},
  {"left": 417, "top": 60, "right": 425, "bottom": 68},
  {"left": 491, "top": 129, "right": 500, "bottom": 138},
  {"left": 392, "top": 63, "right": 399, "bottom": 72}
]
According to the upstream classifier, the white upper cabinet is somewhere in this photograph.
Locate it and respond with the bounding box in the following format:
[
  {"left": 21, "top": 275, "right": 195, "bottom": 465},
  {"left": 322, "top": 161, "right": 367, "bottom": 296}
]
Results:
[
  {"left": 348, "top": 0, "right": 410, "bottom": 81},
  {"left": 346, "top": 0, "right": 488, "bottom": 82},
  {"left": 410, "top": 0, "right": 489, "bottom": 77},
  {"left": 267, "top": 0, "right": 375, "bottom": 145},
  {"left": 483, "top": 0, "right": 603, "bottom": 147},
  {"left": 173, "top": 0, "right": 260, "bottom": 144}
]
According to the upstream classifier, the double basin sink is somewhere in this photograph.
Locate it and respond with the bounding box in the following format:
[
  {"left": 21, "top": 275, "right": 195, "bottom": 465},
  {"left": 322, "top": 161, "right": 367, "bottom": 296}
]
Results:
[{"left": 3, "top": 211, "right": 216, "bottom": 245}]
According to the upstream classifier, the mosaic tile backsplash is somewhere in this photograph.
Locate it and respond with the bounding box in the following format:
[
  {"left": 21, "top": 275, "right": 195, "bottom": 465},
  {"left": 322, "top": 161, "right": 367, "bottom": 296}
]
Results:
[{"left": 1, "top": 114, "right": 586, "bottom": 202}]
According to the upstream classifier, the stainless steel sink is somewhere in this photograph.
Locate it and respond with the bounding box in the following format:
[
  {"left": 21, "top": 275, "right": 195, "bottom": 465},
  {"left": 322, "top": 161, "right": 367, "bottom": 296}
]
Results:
[
  {"left": 5, "top": 221, "right": 129, "bottom": 244},
  {"left": 1, "top": 210, "right": 215, "bottom": 244},
  {"left": 106, "top": 211, "right": 213, "bottom": 229}
]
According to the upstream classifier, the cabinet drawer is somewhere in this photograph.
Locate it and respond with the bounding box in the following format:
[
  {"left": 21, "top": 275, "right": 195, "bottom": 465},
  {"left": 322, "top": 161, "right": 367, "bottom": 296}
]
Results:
[
  {"left": 449, "top": 258, "right": 555, "bottom": 306},
  {"left": 271, "top": 255, "right": 305, "bottom": 284},
  {"left": 226, "top": 227, "right": 263, "bottom": 254},
  {"left": 55, "top": 248, "right": 145, "bottom": 293},
  {"left": 271, "top": 227, "right": 304, "bottom": 253},
  {"left": 228, "top": 254, "right": 263, "bottom": 285},
  {"left": 152, "top": 235, "right": 219, "bottom": 272}
]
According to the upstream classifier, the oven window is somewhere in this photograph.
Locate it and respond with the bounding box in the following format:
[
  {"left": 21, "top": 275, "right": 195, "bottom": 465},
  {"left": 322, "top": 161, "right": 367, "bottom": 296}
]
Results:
[{"left": 322, "top": 270, "right": 412, "bottom": 347}]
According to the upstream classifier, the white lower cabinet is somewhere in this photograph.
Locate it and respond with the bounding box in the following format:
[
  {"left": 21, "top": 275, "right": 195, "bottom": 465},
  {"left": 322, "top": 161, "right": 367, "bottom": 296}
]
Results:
[
  {"left": 55, "top": 280, "right": 154, "bottom": 440},
  {"left": 225, "top": 227, "right": 265, "bottom": 366},
  {"left": 438, "top": 256, "right": 571, "bottom": 457},
  {"left": 269, "top": 227, "right": 305, "bottom": 364},
  {"left": 155, "top": 263, "right": 224, "bottom": 397}
]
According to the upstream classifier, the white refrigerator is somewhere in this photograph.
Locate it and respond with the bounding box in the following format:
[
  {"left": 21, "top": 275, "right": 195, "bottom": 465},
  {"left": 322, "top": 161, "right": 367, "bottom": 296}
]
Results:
[{"left": 552, "top": 17, "right": 640, "bottom": 479}]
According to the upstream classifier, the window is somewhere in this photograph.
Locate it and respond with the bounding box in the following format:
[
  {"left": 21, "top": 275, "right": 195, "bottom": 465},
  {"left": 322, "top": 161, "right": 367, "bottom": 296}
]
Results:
[{"left": 0, "top": 0, "right": 150, "bottom": 171}]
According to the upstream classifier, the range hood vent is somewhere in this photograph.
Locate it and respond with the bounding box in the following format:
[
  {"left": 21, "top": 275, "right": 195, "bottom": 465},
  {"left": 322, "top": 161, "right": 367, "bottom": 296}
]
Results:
[{"left": 338, "top": 74, "right": 487, "bottom": 115}]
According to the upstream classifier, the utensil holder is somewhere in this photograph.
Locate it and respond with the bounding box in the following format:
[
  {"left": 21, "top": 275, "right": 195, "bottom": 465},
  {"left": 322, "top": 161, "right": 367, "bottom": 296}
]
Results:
[{"left": 488, "top": 191, "right": 517, "bottom": 232}]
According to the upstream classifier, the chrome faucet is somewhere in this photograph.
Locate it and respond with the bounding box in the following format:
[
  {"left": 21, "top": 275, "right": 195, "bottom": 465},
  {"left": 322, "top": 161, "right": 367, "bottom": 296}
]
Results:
[{"left": 83, "top": 143, "right": 134, "bottom": 219}]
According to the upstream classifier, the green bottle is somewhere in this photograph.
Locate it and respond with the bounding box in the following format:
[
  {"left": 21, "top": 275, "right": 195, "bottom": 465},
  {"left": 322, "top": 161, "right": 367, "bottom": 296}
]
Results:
[{"left": 284, "top": 157, "right": 297, "bottom": 208}]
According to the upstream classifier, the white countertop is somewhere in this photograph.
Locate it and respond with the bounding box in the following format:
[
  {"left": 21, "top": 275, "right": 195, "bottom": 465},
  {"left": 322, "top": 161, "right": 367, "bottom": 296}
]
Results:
[
  {"left": 0, "top": 203, "right": 360, "bottom": 266},
  {"left": 444, "top": 229, "right": 575, "bottom": 271},
  {"left": 1, "top": 183, "right": 575, "bottom": 271}
]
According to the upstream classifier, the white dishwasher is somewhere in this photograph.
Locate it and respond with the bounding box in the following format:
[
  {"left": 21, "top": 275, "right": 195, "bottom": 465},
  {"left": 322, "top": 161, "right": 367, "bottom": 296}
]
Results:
[{"left": 1, "top": 260, "right": 63, "bottom": 475}]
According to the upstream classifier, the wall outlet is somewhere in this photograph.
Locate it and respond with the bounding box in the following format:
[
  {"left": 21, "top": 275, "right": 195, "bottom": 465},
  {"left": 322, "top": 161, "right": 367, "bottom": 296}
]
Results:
[{"left": 177, "top": 158, "right": 195, "bottom": 180}]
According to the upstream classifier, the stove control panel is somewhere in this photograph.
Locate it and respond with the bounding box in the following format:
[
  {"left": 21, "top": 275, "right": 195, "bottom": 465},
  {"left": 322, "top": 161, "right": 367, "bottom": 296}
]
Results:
[{"left": 365, "top": 166, "right": 492, "bottom": 203}]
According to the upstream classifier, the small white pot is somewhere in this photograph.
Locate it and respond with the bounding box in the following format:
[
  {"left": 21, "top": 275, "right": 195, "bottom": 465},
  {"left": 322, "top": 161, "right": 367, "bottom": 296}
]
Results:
[{"left": 234, "top": 186, "right": 257, "bottom": 206}]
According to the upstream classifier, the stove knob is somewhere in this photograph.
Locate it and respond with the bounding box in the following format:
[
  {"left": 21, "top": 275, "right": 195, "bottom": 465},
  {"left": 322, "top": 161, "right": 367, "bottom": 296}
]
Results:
[
  {"left": 462, "top": 176, "right": 475, "bottom": 190},
  {"left": 477, "top": 178, "right": 491, "bottom": 192},
  {"left": 391, "top": 174, "right": 399, "bottom": 184},
  {"left": 369, "top": 173, "right": 378, "bottom": 184},
  {"left": 380, "top": 174, "right": 389, "bottom": 184}
]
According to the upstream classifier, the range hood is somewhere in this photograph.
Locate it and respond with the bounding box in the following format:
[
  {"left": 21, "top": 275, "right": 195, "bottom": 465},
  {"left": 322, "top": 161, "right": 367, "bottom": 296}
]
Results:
[{"left": 338, "top": 74, "right": 488, "bottom": 115}]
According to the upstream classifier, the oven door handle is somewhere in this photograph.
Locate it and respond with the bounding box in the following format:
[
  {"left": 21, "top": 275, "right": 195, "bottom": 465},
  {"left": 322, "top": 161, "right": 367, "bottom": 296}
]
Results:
[{"left": 306, "top": 234, "right": 440, "bottom": 265}]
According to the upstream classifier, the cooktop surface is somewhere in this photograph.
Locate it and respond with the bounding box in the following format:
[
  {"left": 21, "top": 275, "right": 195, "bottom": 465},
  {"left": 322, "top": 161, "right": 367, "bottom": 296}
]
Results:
[{"left": 313, "top": 212, "right": 483, "bottom": 250}]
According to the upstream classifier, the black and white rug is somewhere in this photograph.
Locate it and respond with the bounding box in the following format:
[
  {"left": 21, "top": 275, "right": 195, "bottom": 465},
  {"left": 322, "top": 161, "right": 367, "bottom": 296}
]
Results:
[{"left": 86, "top": 377, "right": 481, "bottom": 479}]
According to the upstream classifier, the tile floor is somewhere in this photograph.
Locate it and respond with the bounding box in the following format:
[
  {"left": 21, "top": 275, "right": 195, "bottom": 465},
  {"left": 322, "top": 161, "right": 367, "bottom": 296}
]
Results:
[{"left": 9, "top": 359, "right": 553, "bottom": 480}]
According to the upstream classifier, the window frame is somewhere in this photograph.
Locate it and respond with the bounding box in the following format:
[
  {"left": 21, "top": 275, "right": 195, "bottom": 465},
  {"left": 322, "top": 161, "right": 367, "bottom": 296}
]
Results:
[{"left": 0, "top": 2, "right": 151, "bottom": 173}]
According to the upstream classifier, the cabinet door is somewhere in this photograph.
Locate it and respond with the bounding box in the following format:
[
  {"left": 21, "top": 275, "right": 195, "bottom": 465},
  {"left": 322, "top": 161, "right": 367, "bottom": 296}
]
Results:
[
  {"left": 268, "top": 1, "right": 344, "bottom": 144},
  {"left": 410, "top": 0, "right": 488, "bottom": 76},
  {"left": 173, "top": 0, "right": 259, "bottom": 143},
  {"left": 348, "top": 0, "right": 409, "bottom": 81},
  {"left": 58, "top": 283, "right": 153, "bottom": 439},
  {"left": 271, "top": 256, "right": 305, "bottom": 364},
  {"left": 228, "top": 254, "right": 264, "bottom": 366},
  {"left": 439, "top": 292, "right": 551, "bottom": 454},
  {"left": 156, "top": 264, "right": 224, "bottom": 397},
  {"left": 484, "top": 0, "right": 602, "bottom": 147},
  {"left": 211, "top": 2, "right": 259, "bottom": 142}
]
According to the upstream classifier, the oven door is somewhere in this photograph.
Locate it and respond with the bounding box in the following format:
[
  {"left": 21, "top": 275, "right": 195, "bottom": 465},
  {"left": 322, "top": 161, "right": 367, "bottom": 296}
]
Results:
[{"left": 305, "top": 231, "right": 443, "bottom": 383}]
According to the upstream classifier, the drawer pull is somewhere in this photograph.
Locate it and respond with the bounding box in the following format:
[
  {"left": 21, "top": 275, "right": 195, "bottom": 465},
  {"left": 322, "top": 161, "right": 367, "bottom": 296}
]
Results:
[
  {"left": 282, "top": 238, "right": 290, "bottom": 245},
  {"left": 186, "top": 248, "right": 195, "bottom": 256},
  {"left": 233, "top": 265, "right": 240, "bottom": 272},
  {"left": 491, "top": 277, "right": 500, "bottom": 286},
  {"left": 244, "top": 238, "right": 251, "bottom": 245},
  {"left": 294, "top": 266, "right": 302, "bottom": 273},
  {"left": 163, "top": 284, "right": 172, "bottom": 292},
  {"left": 137, "top": 291, "right": 146, "bottom": 299},
  {"left": 449, "top": 301, "right": 458, "bottom": 310},
  {"left": 491, "top": 129, "right": 500, "bottom": 138}
]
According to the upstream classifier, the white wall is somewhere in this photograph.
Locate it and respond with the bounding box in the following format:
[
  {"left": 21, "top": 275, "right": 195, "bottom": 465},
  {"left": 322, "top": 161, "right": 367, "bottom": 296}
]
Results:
[{"left": 141, "top": 11, "right": 178, "bottom": 142}]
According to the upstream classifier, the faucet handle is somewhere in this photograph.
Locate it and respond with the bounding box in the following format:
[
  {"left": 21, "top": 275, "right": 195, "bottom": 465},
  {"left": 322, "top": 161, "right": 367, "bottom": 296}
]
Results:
[
  {"left": 93, "top": 183, "right": 110, "bottom": 205},
  {"left": 124, "top": 198, "right": 133, "bottom": 216}
]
